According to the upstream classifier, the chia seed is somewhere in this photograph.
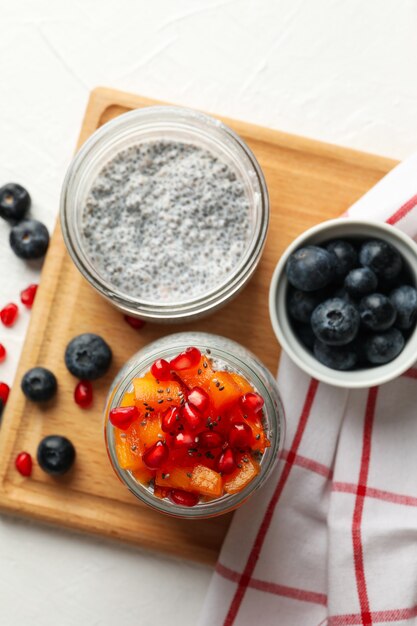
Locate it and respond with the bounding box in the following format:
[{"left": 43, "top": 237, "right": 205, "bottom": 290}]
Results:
[{"left": 81, "top": 141, "right": 251, "bottom": 303}]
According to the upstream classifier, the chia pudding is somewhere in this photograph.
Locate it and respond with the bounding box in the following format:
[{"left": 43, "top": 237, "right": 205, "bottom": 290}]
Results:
[{"left": 81, "top": 140, "right": 252, "bottom": 303}]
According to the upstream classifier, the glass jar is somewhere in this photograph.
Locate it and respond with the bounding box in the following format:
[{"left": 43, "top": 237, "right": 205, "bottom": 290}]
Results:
[
  {"left": 60, "top": 106, "right": 269, "bottom": 323},
  {"left": 104, "top": 332, "right": 285, "bottom": 519}
]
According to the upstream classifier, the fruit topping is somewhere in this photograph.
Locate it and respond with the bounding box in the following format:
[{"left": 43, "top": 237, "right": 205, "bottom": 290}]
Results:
[
  {"left": 0, "top": 343, "right": 6, "bottom": 362},
  {"left": 110, "top": 346, "right": 269, "bottom": 505},
  {"left": 187, "top": 387, "right": 209, "bottom": 413},
  {"left": 21, "top": 367, "right": 57, "bottom": 402},
  {"left": 37, "top": 435, "right": 76, "bottom": 475},
  {"left": 150, "top": 358, "right": 171, "bottom": 381},
  {"left": 142, "top": 441, "right": 169, "bottom": 470},
  {"left": 170, "top": 347, "right": 201, "bottom": 371},
  {"left": 228, "top": 422, "right": 252, "bottom": 449},
  {"left": 109, "top": 406, "right": 139, "bottom": 430},
  {"left": 65, "top": 333, "right": 112, "bottom": 380},
  {"left": 170, "top": 490, "right": 199, "bottom": 507}
]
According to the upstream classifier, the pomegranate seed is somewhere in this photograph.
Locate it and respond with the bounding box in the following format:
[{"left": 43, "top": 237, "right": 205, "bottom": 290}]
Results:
[
  {"left": 187, "top": 387, "right": 209, "bottom": 413},
  {"left": 170, "top": 347, "right": 201, "bottom": 371},
  {"left": 198, "top": 430, "right": 224, "bottom": 449},
  {"left": 0, "top": 343, "right": 6, "bottom": 362},
  {"left": 143, "top": 441, "right": 169, "bottom": 469},
  {"left": 0, "top": 382, "right": 10, "bottom": 405},
  {"left": 161, "top": 406, "right": 182, "bottom": 433},
  {"left": 218, "top": 448, "right": 236, "bottom": 475},
  {"left": 109, "top": 405, "right": 139, "bottom": 430},
  {"left": 182, "top": 402, "right": 203, "bottom": 430},
  {"left": 240, "top": 392, "right": 264, "bottom": 414},
  {"left": 15, "top": 452, "right": 32, "bottom": 477},
  {"left": 124, "top": 315, "right": 146, "bottom": 330},
  {"left": 229, "top": 422, "right": 253, "bottom": 449},
  {"left": 0, "top": 303, "right": 18, "bottom": 327},
  {"left": 151, "top": 358, "right": 171, "bottom": 381},
  {"left": 20, "top": 284, "right": 38, "bottom": 308},
  {"left": 74, "top": 380, "right": 93, "bottom": 408},
  {"left": 172, "top": 431, "right": 196, "bottom": 448},
  {"left": 170, "top": 489, "right": 199, "bottom": 507}
]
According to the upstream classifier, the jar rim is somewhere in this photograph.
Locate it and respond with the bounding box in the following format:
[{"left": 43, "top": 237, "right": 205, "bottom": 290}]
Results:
[
  {"left": 104, "top": 332, "right": 284, "bottom": 518},
  {"left": 60, "top": 106, "right": 269, "bottom": 321}
]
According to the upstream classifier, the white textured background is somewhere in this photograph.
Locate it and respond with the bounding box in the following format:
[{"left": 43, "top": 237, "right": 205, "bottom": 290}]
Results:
[{"left": 1, "top": 1, "right": 417, "bottom": 624}]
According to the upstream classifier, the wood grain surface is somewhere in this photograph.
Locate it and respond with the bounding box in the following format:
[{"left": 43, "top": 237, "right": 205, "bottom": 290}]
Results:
[{"left": 0, "top": 87, "right": 397, "bottom": 564}]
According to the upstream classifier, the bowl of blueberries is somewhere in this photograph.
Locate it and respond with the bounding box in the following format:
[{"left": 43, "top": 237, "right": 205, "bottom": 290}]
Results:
[{"left": 269, "top": 219, "right": 417, "bottom": 388}]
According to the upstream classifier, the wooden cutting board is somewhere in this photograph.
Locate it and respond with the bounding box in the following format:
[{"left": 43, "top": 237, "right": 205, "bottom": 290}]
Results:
[{"left": 0, "top": 87, "right": 397, "bottom": 564}]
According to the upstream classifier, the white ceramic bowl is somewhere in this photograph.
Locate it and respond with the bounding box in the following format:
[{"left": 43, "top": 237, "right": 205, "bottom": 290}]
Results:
[{"left": 269, "top": 219, "right": 417, "bottom": 388}]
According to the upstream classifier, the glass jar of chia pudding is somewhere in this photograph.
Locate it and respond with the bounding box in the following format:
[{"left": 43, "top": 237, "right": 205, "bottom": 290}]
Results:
[
  {"left": 104, "top": 332, "right": 284, "bottom": 519},
  {"left": 60, "top": 106, "right": 269, "bottom": 322}
]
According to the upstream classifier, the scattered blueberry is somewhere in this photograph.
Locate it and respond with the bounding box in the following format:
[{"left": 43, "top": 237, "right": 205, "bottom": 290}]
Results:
[
  {"left": 37, "top": 435, "right": 76, "bottom": 475},
  {"left": 359, "top": 239, "right": 402, "bottom": 281},
  {"left": 365, "top": 328, "right": 405, "bottom": 365},
  {"left": 311, "top": 298, "right": 360, "bottom": 345},
  {"left": 10, "top": 219, "right": 49, "bottom": 259},
  {"left": 359, "top": 293, "right": 396, "bottom": 331},
  {"left": 287, "top": 289, "right": 321, "bottom": 324},
  {"left": 0, "top": 183, "right": 31, "bottom": 222},
  {"left": 21, "top": 367, "right": 57, "bottom": 402},
  {"left": 286, "top": 246, "right": 335, "bottom": 291},
  {"left": 325, "top": 239, "right": 358, "bottom": 280},
  {"left": 314, "top": 340, "right": 358, "bottom": 370},
  {"left": 344, "top": 267, "right": 378, "bottom": 298},
  {"left": 65, "top": 333, "right": 112, "bottom": 380},
  {"left": 390, "top": 286, "right": 417, "bottom": 330}
]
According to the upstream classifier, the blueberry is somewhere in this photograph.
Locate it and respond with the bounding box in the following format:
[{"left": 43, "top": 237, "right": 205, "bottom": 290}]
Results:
[
  {"left": 287, "top": 289, "right": 321, "bottom": 323},
  {"left": 333, "top": 287, "right": 356, "bottom": 305},
  {"left": 294, "top": 323, "right": 316, "bottom": 350},
  {"left": 359, "top": 239, "right": 402, "bottom": 281},
  {"left": 10, "top": 219, "right": 49, "bottom": 259},
  {"left": 0, "top": 183, "right": 31, "bottom": 222},
  {"left": 311, "top": 298, "right": 360, "bottom": 345},
  {"left": 365, "top": 328, "right": 405, "bottom": 364},
  {"left": 325, "top": 239, "right": 358, "bottom": 280},
  {"left": 37, "top": 435, "right": 75, "bottom": 475},
  {"left": 359, "top": 293, "right": 396, "bottom": 331},
  {"left": 65, "top": 333, "right": 112, "bottom": 380},
  {"left": 286, "top": 246, "right": 335, "bottom": 291},
  {"left": 314, "top": 340, "right": 358, "bottom": 370},
  {"left": 390, "top": 285, "right": 417, "bottom": 330},
  {"left": 344, "top": 267, "right": 378, "bottom": 298},
  {"left": 21, "top": 367, "right": 57, "bottom": 402}
]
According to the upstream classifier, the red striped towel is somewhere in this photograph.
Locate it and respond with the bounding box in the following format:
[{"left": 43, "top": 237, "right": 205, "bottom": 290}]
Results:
[{"left": 198, "top": 153, "right": 417, "bottom": 626}]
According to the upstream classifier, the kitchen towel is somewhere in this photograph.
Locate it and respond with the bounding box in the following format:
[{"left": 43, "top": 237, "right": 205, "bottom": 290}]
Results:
[{"left": 198, "top": 152, "right": 417, "bottom": 626}]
